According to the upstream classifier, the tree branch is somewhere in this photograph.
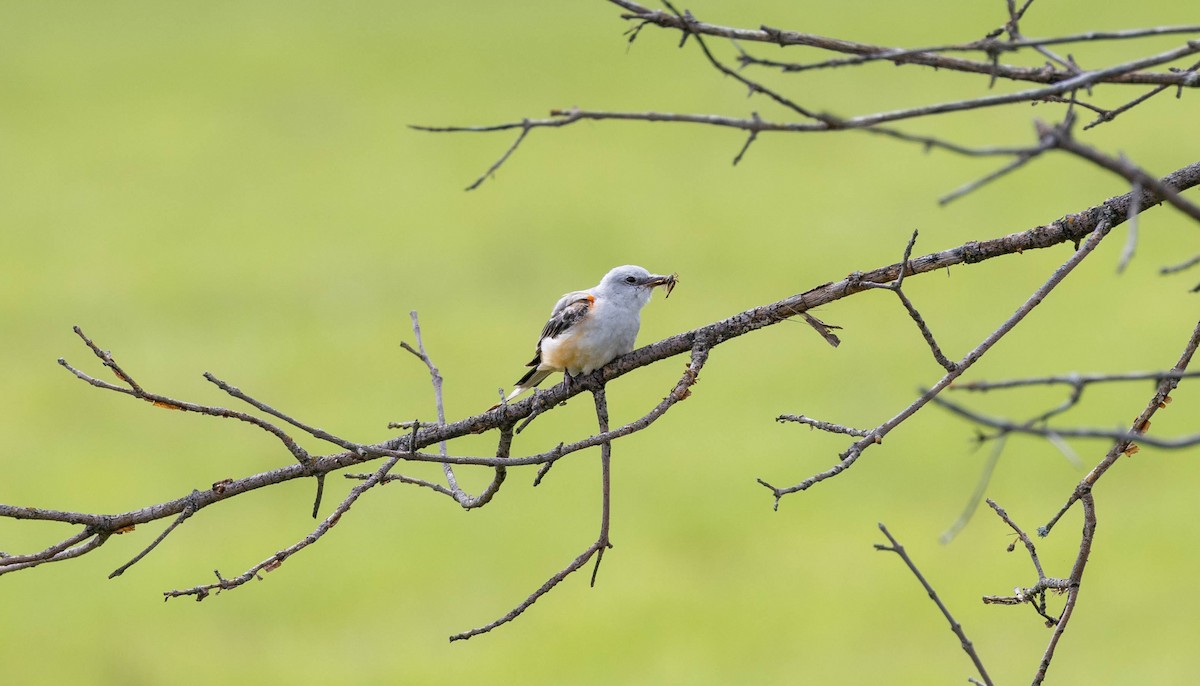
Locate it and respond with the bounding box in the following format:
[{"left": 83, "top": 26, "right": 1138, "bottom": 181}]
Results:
[
  {"left": 451, "top": 386, "right": 617, "bottom": 642},
  {"left": 611, "top": 0, "right": 1200, "bottom": 86},
  {"left": 875, "top": 523, "right": 994, "bottom": 686},
  {"left": 761, "top": 213, "right": 1117, "bottom": 506},
  {"left": 4, "top": 159, "right": 1197, "bottom": 571}
]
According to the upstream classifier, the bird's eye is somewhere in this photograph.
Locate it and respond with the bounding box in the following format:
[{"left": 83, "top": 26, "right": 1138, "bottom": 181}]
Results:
[{"left": 624, "top": 276, "right": 637, "bottom": 284}]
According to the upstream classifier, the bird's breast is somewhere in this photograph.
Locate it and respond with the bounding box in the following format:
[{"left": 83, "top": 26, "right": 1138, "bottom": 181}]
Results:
[{"left": 540, "top": 313, "right": 638, "bottom": 375}]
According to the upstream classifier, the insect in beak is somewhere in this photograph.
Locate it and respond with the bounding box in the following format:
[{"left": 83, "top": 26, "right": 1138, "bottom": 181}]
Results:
[{"left": 650, "top": 273, "right": 678, "bottom": 298}]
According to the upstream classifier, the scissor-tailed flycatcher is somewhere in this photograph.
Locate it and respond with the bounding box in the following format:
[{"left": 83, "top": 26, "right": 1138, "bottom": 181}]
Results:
[{"left": 503, "top": 265, "right": 677, "bottom": 402}]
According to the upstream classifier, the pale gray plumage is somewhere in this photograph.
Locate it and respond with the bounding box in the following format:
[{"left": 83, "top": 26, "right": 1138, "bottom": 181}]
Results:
[{"left": 505, "top": 265, "right": 675, "bottom": 401}]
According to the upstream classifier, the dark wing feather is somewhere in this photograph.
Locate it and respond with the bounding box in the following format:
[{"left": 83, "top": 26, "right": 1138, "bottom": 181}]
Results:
[
  {"left": 510, "top": 294, "right": 595, "bottom": 392},
  {"left": 524, "top": 295, "right": 594, "bottom": 368},
  {"left": 539, "top": 296, "right": 593, "bottom": 340}
]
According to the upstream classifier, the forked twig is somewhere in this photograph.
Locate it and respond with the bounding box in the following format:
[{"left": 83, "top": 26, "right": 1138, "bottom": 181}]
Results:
[
  {"left": 876, "top": 523, "right": 993, "bottom": 686},
  {"left": 450, "top": 386, "right": 616, "bottom": 642},
  {"left": 761, "top": 216, "right": 1115, "bottom": 507}
]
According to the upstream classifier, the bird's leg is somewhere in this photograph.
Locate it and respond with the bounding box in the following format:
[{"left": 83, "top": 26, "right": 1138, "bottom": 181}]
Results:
[{"left": 559, "top": 371, "right": 575, "bottom": 405}]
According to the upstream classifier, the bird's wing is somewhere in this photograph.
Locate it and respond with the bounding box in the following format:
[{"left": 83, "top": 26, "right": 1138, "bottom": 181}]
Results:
[{"left": 524, "top": 291, "right": 595, "bottom": 367}]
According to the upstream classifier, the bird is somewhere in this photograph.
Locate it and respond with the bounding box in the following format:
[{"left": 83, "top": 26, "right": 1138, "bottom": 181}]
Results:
[{"left": 501, "top": 265, "right": 677, "bottom": 403}]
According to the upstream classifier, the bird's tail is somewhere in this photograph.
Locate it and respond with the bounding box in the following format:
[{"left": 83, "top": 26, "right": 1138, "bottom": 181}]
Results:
[{"left": 505, "top": 368, "right": 555, "bottom": 402}]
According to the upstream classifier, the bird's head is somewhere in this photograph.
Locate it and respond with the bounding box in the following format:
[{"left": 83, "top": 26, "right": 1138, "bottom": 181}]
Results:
[{"left": 600, "top": 265, "right": 678, "bottom": 306}]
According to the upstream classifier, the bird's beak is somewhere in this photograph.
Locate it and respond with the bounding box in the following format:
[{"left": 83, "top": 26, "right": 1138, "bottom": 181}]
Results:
[{"left": 646, "top": 272, "right": 679, "bottom": 299}]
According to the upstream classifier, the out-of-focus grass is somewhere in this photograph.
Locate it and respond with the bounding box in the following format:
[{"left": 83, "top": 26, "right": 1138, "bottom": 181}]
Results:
[{"left": 2, "top": 1, "right": 1198, "bottom": 684}]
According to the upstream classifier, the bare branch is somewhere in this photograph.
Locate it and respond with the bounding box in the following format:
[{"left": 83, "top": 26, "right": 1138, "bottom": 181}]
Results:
[
  {"left": 0, "top": 533, "right": 111, "bottom": 576},
  {"left": 761, "top": 40, "right": 1200, "bottom": 125},
  {"left": 421, "top": 33, "right": 1200, "bottom": 187},
  {"left": 986, "top": 499, "right": 1046, "bottom": 580},
  {"left": 951, "top": 370, "right": 1200, "bottom": 391},
  {"left": 451, "top": 386, "right": 616, "bottom": 642},
  {"left": 863, "top": 230, "right": 957, "bottom": 371},
  {"left": 532, "top": 341, "right": 709, "bottom": 484},
  {"left": 1085, "top": 58, "right": 1200, "bottom": 129},
  {"left": 761, "top": 214, "right": 1116, "bottom": 506},
  {"left": 4, "top": 153, "right": 1199, "bottom": 650},
  {"left": 589, "top": 388, "right": 614, "bottom": 587},
  {"left": 979, "top": 501, "right": 1063, "bottom": 627},
  {"left": 59, "top": 328, "right": 310, "bottom": 463},
  {"left": 164, "top": 454, "right": 402, "bottom": 601},
  {"left": 465, "top": 122, "right": 531, "bottom": 191},
  {"left": 1043, "top": 319, "right": 1200, "bottom": 535},
  {"left": 204, "top": 372, "right": 360, "bottom": 454},
  {"left": 404, "top": 311, "right": 509, "bottom": 509},
  {"left": 939, "top": 435, "right": 1006, "bottom": 544},
  {"left": 71, "top": 324, "right": 144, "bottom": 393},
  {"left": 661, "top": 1, "right": 836, "bottom": 126},
  {"left": 0, "top": 528, "right": 96, "bottom": 575},
  {"left": 449, "top": 534, "right": 604, "bottom": 642},
  {"left": 731, "top": 111, "right": 763, "bottom": 166},
  {"left": 345, "top": 471, "right": 455, "bottom": 498},
  {"left": 934, "top": 394, "right": 1200, "bottom": 449},
  {"left": 1038, "top": 120, "right": 1200, "bottom": 224},
  {"left": 1118, "top": 179, "right": 1143, "bottom": 273},
  {"left": 414, "top": 106, "right": 1057, "bottom": 177},
  {"left": 938, "top": 147, "right": 1048, "bottom": 205},
  {"left": 109, "top": 491, "right": 201, "bottom": 578},
  {"left": 875, "top": 523, "right": 994, "bottom": 686},
  {"left": 1032, "top": 493, "right": 1096, "bottom": 685},
  {"left": 6, "top": 157, "right": 1190, "bottom": 555},
  {"left": 776, "top": 414, "right": 871, "bottom": 437},
  {"left": 1160, "top": 254, "right": 1200, "bottom": 275},
  {"left": 609, "top": 0, "right": 1200, "bottom": 87},
  {"left": 745, "top": 24, "right": 1200, "bottom": 77},
  {"left": 7, "top": 4, "right": 1200, "bottom": 665}
]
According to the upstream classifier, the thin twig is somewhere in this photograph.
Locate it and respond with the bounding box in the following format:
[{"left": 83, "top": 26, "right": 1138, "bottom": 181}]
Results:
[
  {"left": 776, "top": 414, "right": 871, "bottom": 437},
  {"left": 204, "top": 372, "right": 361, "bottom": 453},
  {"left": 986, "top": 499, "right": 1046, "bottom": 579},
  {"left": 1032, "top": 493, "right": 1096, "bottom": 685},
  {"left": 403, "top": 311, "right": 507, "bottom": 508},
  {"left": 876, "top": 523, "right": 994, "bottom": 686},
  {"left": 952, "top": 370, "right": 1200, "bottom": 390},
  {"left": 0, "top": 533, "right": 112, "bottom": 575},
  {"left": 345, "top": 471, "right": 455, "bottom": 498},
  {"left": 1160, "top": 254, "right": 1200, "bottom": 275},
  {"left": 1042, "top": 320, "right": 1200, "bottom": 535},
  {"left": 1039, "top": 120, "right": 1200, "bottom": 223},
  {"left": 1085, "top": 58, "right": 1200, "bottom": 129},
  {"left": 0, "top": 528, "right": 94, "bottom": 571},
  {"left": 72, "top": 324, "right": 144, "bottom": 393},
  {"left": 980, "top": 500, "right": 1060, "bottom": 627},
  {"left": 589, "top": 388, "right": 614, "bottom": 587},
  {"left": 934, "top": 393, "right": 1200, "bottom": 449},
  {"left": 663, "top": 1, "right": 835, "bottom": 126},
  {"left": 448, "top": 535, "right": 605, "bottom": 642},
  {"left": 531, "top": 342, "right": 710, "bottom": 484},
  {"left": 740, "top": 24, "right": 1200, "bottom": 75},
  {"left": 731, "top": 111, "right": 763, "bottom": 165},
  {"left": 164, "top": 455, "right": 402, "bottom": 601},
  {"left": 59, "top": 328, "right": 310, "bottom": 463},
  {"left": 109, "top": 492, "right": 201, "bottom": 578},
  {"left": 939, "top": 147, "right": 1047, "bottom": 205},
  {"left": 610, "top": 0, "right": 1200, "bottom": 86},
  {"left": 466, "top": 122, "right": 531, "bottom": 191},
  {"left": 940, "top": 435, "right": 1006, "bottom": 544},
  {"left": 450, "top": 388, "right": 615, "bottom": 642},
  {"left": 5, "top": 162, "right": 1197, "bottom": 585},
  {"left": 761, "top": 216, "right": 1115, "bottom": 507},
  {"left": 860, "top": 230, "right": 956, "bottom": 370}
]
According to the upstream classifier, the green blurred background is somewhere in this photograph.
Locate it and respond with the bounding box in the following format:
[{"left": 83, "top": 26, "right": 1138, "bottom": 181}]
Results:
[{"left": 2, "top": 1, "right": 1198, "bottom": 683}]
